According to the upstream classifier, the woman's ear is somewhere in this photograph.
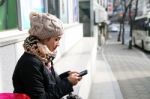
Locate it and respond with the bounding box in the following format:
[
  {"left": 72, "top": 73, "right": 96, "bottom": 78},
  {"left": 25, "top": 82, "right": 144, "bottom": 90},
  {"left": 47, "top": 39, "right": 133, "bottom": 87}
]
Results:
[
  {"left": 41, "top": 37, "right": 51, "bottom": 45},
  {"left": 47, "top": 37, "right": 52, "bottom": 41}
]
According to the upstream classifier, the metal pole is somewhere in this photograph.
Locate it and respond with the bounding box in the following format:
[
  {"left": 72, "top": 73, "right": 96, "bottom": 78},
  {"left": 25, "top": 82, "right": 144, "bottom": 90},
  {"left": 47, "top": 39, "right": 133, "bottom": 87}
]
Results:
[{"left": 128, "top": 3, "right": 132, "bottom": 49}]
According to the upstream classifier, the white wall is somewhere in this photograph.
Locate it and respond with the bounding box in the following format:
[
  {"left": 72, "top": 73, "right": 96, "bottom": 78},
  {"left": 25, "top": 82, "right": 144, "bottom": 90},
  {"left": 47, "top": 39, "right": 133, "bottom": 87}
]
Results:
[{"left": 0, "top": 45, "right": 16, "bottom": 92}]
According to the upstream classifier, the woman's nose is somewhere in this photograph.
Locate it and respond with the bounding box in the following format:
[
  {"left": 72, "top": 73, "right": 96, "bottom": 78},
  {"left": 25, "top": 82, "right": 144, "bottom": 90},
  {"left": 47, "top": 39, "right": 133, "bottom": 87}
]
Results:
[{"left": 57, "top": 42, "right": 60, "bottom": 46}]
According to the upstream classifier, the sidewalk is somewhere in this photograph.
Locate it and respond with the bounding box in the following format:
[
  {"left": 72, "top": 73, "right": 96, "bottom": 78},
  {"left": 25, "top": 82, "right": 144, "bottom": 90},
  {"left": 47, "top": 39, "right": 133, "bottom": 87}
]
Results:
[{"left": 89, "top": 33, "right": 150, "bottom": 99}]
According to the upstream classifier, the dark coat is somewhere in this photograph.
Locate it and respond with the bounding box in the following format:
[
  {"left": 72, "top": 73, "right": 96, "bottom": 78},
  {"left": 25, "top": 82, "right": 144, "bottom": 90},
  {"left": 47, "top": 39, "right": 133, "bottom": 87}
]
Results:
[{"left": 12, "top": 52, "right": 73, "bottom": 99}]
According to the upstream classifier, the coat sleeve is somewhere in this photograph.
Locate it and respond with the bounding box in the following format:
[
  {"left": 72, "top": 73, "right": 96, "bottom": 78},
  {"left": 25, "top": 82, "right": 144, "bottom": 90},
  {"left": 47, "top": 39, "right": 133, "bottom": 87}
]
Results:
[
  {"left": 20, "top": 60, "right": 73, "bottom": 99},
  {"left": 59, "top": 71, "right": 70, "bottom": 79}
]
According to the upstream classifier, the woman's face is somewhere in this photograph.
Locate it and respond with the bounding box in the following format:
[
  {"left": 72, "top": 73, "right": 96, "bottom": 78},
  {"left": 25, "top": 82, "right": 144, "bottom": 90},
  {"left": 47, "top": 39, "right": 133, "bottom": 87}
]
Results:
[{"left": 44, "top": 36, "right": 62, "bottom": 52}]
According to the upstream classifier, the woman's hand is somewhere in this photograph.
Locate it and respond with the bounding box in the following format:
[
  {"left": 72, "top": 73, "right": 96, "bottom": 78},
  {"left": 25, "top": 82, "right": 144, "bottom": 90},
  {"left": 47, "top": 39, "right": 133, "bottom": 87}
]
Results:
[{"left": 67, "top": 71, "right": 82, "bottom": 85}]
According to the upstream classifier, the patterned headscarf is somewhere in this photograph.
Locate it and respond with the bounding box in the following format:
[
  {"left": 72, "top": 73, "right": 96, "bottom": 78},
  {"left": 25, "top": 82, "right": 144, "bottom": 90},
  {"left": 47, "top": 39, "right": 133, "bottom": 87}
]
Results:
[{"left": 23, "top": 36, "right": 56, "bottom": 66}]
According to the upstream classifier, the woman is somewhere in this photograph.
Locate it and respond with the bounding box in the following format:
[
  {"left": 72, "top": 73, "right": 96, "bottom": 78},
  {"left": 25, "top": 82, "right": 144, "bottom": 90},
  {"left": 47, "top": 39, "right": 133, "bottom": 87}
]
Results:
[{"left": 12, "top": 12, "right": 82, "bottom": 99}]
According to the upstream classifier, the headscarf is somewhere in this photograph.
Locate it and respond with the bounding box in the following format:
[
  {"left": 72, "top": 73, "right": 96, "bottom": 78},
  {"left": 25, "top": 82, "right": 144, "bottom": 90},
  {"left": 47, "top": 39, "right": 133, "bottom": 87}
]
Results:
[{"left": 23, "top": 36, "right": 56, "bottom": 67}]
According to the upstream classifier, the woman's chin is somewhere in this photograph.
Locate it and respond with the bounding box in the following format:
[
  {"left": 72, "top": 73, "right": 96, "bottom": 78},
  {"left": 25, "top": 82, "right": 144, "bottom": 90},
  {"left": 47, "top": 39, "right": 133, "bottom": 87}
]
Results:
[{"left": 50, "top": 49, "right": 56, "bottom": 53}]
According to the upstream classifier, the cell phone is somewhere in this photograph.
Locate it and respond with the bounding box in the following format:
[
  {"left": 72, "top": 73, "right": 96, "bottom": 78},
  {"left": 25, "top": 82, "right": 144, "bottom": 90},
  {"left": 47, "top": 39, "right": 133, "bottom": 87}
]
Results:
[{"left": 78, "top": 70, "right": 88, "bottom": 77}]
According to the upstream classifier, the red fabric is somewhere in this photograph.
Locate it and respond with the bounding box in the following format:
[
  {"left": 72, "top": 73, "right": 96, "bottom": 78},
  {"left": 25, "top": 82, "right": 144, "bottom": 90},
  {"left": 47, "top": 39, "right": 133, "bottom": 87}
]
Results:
[{"left": 0, "top": 93, "right": 30, "bottom": 99}]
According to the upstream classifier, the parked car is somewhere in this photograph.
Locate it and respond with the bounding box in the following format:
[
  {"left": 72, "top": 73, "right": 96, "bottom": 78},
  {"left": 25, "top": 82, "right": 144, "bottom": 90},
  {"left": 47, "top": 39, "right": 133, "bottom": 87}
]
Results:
[{"left": 108, "top": 23, "right": 119, "bottom": 32}]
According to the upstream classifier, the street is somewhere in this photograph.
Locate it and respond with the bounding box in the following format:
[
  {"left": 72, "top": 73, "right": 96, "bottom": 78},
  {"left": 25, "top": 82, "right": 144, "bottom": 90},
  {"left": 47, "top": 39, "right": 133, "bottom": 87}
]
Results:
[
  {"left": 90, "top": 30, "right": 150, "bottom": 99},
  {"left": 109, "top": 23, "right": 150, "bottom": 59},
  {"left": 103, "top": 31, "right": 150, "bottom": 99}
]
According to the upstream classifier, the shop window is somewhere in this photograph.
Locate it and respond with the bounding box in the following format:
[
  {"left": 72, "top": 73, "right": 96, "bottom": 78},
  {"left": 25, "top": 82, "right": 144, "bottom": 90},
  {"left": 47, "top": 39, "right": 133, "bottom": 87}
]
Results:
[
  {"left": 17, "top": 0, "right": 46, "bottom": 30},
  {"left": 0, "top": 0, "right": 17, "bottom": 31}
]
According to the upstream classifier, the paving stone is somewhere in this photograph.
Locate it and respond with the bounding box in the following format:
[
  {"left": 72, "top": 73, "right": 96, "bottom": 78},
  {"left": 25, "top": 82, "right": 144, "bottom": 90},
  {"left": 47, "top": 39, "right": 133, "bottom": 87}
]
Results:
[{"left": 90, "top": 33, "right": 150, "bottom": 99}]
